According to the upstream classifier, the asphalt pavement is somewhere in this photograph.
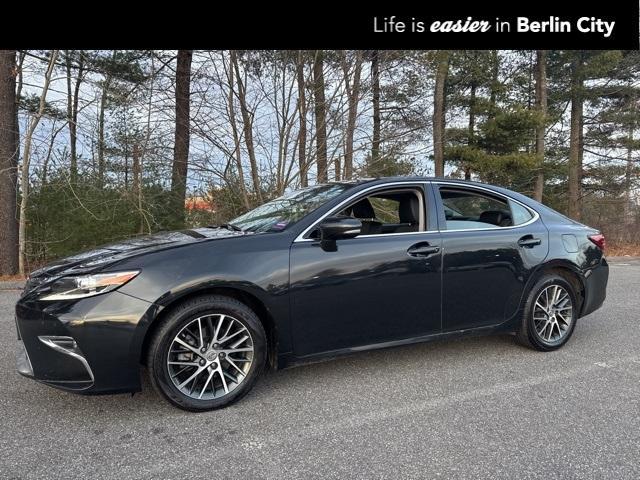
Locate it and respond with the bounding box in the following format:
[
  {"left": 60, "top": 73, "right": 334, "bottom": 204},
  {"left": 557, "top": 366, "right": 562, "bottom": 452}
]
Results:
[{"left": 0, "top": 258, "right": 638, "bottom": 479}]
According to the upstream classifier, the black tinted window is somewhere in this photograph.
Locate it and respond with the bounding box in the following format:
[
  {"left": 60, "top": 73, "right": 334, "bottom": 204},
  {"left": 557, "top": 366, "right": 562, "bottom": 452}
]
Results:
[
  {"left": 440, "top": 188, "right": 512, "bottom": 229},
  {"left": 337, "top": 188, "right": 424, "bottom": 235}
]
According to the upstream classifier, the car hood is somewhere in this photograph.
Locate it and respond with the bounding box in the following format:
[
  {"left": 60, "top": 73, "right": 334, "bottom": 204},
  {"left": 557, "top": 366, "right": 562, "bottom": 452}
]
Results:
[{"left": 25, "top": 228, "right": 249, "bottom": 291}]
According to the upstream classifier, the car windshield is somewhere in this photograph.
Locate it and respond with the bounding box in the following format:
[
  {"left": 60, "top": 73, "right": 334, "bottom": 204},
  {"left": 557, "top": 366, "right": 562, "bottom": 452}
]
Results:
[{"left": 230, "top": 183, "right": 353, "bottom": 233}]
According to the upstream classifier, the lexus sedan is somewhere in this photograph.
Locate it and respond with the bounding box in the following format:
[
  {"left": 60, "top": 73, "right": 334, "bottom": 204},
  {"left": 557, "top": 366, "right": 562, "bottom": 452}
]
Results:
[{"left": 16, "top": 177, "right": 608, "bottom": 411}]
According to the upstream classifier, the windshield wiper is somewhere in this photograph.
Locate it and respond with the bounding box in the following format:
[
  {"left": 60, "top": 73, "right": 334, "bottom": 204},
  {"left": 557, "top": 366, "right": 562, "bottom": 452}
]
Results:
[{"left": 207, "top": 223, "right": 244, "bottom": 232}]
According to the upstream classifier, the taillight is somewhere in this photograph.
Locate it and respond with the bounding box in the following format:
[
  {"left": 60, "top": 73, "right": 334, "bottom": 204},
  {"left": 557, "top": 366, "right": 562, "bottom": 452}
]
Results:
[{"left": 588, "top": 233, "right": 606, "bottom": 251}]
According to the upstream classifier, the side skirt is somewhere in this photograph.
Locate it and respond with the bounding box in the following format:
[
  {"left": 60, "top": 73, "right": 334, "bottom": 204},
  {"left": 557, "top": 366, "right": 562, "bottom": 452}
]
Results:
[{"left": 277, "top": 321, "right": 517, "bottom": 370}]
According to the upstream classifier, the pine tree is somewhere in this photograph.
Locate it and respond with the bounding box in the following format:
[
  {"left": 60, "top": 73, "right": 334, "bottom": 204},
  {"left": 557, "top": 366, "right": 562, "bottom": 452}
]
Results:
[{"left": 444, "top": 51, "right": 540, "bottom": 190}]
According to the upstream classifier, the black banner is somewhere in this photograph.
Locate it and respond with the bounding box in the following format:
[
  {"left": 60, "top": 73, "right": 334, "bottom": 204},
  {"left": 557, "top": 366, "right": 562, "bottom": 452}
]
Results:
[{"left": 6, "top": 2, "right": 640, "bottom": 49}]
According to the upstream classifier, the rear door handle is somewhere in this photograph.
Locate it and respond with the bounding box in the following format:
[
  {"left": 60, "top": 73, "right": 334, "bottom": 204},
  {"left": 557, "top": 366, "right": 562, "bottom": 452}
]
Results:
[
  {"left": 407, "top": 242, "right": 440, "bottom": 257},
  {"left": 518, "top": 236, "right": 541, "bottom": 248}
]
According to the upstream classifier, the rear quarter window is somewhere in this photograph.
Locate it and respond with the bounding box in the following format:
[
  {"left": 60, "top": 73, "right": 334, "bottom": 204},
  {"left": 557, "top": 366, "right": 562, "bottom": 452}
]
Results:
[{"left": 510, "top": 201, "right": 534, "bottom": 225}]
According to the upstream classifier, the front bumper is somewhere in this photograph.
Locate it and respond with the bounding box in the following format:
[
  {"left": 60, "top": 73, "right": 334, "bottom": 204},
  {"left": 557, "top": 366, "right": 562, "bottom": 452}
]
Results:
[
  {"left": 15, "top": 302, "right": 95, "bottom": 391},
  {"left": 15, "top": 291, "right": 156, "bottom": 394}
]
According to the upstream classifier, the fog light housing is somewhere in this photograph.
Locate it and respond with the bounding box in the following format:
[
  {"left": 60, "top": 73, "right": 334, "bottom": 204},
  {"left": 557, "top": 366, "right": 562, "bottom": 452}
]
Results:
[{"left": 38, "top": 336, "right": 94, "bottom": 381}]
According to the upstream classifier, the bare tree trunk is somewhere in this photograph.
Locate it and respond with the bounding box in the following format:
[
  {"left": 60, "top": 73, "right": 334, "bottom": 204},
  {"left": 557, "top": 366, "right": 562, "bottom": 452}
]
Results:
[
  {"left": 313, "top": 50, "right": 328, "bottom": 182},
  {"left": 272, "top": 56, "right": 296, "bottom": 195},
  {"left": 296, "top": 51, "right": 308, "bottom": 187},
  {"left": 137, "top": 54, "right": 155, "bottom": 235},
  {"left": 0, "top": 50, "right": 19, "bottom": 275},
  {"left": 170, "top": 49, "right": 192, "bottom": 227},
  {"left": 98, "top": 84, "right": 107, "bottom": 188},
  {"left": 230, "top": 50, "right": 262, "bottom": 202},
  {"left": 489, "top": 50, "right": 499, "bottom": 119},
  {"left": 533, "top": 50, "right": 547, "bottom": 202},
  {"left": 123, "top": 128, "right": 129, "bottom": 189},
  {"left": 568, "top": 54, "right": 584, "bottom": 221},
  {"left": 97, "top": 51, "right": 116, "bottom": 189},
  {"left": 224, "top": 53, "right": 251, "bottom": 210},
  {"left": 65, "top": 51, "right": 84, "bottom": 183},
  {"left": 18, "top": 50, "right": 58, "bottom": 275},
  {"left": 65, "top": 52, "right": 73, "bottom": 177},
  {"left": 15, "top": 51, "right": 24, "bottom": 175},
  {"left": 132, "top": 143, "right": 143, "bottom": 234},
  {"left": 624, "top": 123, "right": 634, "bottom": 221},
  {"left": 342, "top": 50, "right": 363, "bottom": 180},
  {"left": 72, "top": 55, "right": 83, "bottom": 177},
  {"left": 41, "top": 121, "right": 66, "bottom": 186},
  {"left": 371, "top": 50, "right": 381, "bottom": 170},
  {"left": 466, "top": 81, "right": 476, "bottom": 180},
  {"left": 433, "top": 51, "right": 449, "bottom": 178},
  {"left": 624, "top": 92, "right": 636, "bottom": 222}
]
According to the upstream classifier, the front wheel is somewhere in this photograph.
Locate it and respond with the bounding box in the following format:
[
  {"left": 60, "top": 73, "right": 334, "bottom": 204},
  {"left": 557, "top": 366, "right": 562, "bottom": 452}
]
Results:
[
  {"left": 147, "top": 295, "right": 266, "bottom": 411},
  {"left": 516, "top": 274, "right": 578, "bottom": 351}
]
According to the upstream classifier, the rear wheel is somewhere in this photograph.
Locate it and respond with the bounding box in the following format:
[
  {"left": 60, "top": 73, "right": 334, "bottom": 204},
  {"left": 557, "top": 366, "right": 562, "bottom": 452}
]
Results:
[
  {"left": 148, "top": 295, "right": 266, "bottom": 411},
  {"left": 516, "top": 274, "right": 577, "bottom": 351}
]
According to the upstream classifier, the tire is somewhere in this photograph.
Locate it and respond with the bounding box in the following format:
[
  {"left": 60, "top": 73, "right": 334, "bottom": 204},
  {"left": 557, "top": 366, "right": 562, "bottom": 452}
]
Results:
[
  {"left": 147, "top": 295, "right": 266, "bottom": 411},
  {"left": 516, "top": 274, "right": 578, "bottom": 351}
]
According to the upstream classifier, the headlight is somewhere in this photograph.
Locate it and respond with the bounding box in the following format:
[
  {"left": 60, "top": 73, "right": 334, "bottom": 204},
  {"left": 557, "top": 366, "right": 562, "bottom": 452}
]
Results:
[{"left": 39, "top": 271, "right": 140, "bottom": 301}]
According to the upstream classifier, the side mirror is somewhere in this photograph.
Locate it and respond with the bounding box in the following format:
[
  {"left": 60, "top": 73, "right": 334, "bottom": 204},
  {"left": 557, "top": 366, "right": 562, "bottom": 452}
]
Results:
[{"left": 318, "top": 216, "right": 362, "bottom": 251}]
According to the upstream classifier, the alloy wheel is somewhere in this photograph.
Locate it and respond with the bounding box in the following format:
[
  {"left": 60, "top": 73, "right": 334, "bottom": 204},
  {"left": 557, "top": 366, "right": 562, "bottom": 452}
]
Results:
[
  {"left": 167, "top": 314, "right": 254, "bottom": 400},
  {"left": 532, "top": 284, "right": 573, "bottom": 344}
]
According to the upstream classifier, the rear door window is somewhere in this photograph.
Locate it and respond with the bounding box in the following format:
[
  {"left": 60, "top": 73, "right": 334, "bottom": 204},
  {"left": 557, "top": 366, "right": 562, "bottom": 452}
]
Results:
[{"left": 439, "top": 187, "right": 524, "bottom": 230}]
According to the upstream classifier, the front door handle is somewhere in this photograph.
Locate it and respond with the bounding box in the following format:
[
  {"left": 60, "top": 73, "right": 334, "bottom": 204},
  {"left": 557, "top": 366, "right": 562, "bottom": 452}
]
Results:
[
  {"left": 407, "top": 242, "right": 440, "bottom": 257},
  {"left": 518, "top": 235, "right": 542, "bottom": 248}
]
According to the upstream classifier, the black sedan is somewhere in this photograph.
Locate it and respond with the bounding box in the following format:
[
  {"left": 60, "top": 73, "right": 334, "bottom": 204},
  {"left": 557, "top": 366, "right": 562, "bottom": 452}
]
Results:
[{"left": 16, "top": 177, "right": 609, "bottom": 411}]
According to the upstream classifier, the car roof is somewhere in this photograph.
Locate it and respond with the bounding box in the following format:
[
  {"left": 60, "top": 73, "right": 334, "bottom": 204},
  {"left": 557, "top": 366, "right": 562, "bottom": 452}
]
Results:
[
  {"left": 354, "top": 176, "right": 534, "bottom": 206},
  {"left": 327, "top": 176, "right": 512, "bottom": 190}
]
